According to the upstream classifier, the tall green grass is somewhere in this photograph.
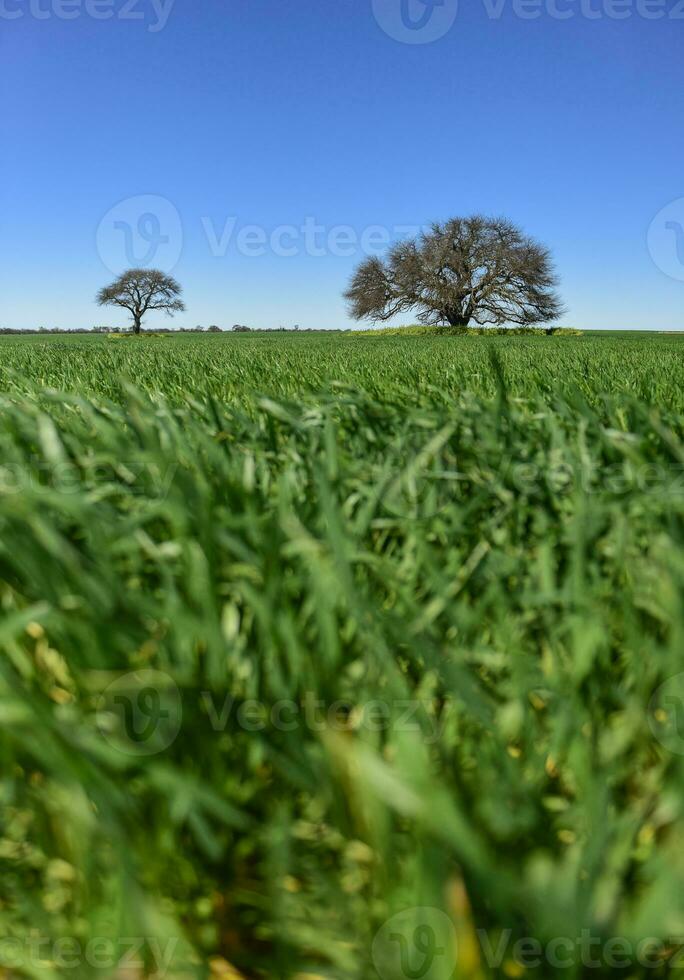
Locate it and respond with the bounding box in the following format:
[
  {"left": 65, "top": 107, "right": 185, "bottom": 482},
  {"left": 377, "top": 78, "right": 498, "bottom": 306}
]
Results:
[
  {"left": 1, "top": 332, "right": 684, "bottom": 978},
  {"left": 1, "top": 331, "right": 683, "bottom": 410}
]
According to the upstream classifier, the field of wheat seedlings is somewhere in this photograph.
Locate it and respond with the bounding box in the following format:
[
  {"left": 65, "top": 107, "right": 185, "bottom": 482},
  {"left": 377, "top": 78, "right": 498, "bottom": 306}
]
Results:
[{"left": 1, "top": 330, "right": 684, "bottom": 978}]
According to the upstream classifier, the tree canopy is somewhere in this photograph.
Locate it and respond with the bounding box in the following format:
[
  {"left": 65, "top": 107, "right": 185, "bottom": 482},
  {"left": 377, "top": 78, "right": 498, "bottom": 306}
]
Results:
[
  {"left": 345, "top": 216, "right": 564, "bottom": 329},
  {"left": 96, "top": 268, "right": 185, "bottom": 333}
]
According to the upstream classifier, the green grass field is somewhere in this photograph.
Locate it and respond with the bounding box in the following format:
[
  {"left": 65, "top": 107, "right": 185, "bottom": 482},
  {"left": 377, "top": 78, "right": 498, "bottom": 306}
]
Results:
[{"left": 2, "top": 330, "right": 684, "bottom": 978}]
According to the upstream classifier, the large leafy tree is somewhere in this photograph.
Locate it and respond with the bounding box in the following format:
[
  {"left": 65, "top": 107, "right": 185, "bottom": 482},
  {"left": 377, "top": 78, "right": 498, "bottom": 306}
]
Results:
[
  {"left": 96, "top": 268, "right": 185, "bottom": 334},
  {"left": 345, "top": 216, "right": 564, "bottom": 328}
]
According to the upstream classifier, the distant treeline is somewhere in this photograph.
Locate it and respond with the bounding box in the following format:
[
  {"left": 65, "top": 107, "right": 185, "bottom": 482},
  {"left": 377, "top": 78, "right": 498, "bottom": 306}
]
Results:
[{"left": 0, "top": 325, "right": 345, "bottom": 335}]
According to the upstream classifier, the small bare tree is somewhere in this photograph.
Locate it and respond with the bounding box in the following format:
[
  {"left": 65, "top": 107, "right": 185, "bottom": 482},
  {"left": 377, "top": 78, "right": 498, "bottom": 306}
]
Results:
[
  {"left": 345, "top": 216, "right": 564, "bottom": 329},
  {"left": 96, "top": 268, "right": 185, "bottom": 334}
]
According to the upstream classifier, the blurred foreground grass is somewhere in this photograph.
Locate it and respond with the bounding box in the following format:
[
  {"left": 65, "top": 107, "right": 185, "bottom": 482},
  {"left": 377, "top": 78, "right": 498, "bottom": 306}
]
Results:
[{"left": 1, "top": 332, "right": 684, "bottom": 977}]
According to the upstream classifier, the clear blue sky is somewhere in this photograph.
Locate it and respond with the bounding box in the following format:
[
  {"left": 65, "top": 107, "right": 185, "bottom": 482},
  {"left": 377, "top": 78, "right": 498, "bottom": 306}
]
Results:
[{"left": 1, "top": 0, "right": 683, "bottom": 330}]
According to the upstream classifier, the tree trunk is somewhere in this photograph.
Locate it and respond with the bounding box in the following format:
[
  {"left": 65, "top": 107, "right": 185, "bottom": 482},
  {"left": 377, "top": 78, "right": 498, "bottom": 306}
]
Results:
[
  {"left": 132, "top": 314, "right": 142, "bottom": 334},
  {"left": 445, "top": 312, "right": 470, "bottom": 328}
]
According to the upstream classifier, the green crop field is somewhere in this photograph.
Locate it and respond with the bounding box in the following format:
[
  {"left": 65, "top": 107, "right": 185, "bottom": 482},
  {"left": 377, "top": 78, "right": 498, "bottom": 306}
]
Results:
[{"left": 2, "top": 329, "right": 684, "bottom": 979}]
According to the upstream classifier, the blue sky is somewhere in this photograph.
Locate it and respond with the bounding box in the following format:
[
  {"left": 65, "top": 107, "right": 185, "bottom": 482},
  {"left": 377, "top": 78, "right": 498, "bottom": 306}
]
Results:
[{"left": 1, "top": 0, "right": 683, "bottom": 330}]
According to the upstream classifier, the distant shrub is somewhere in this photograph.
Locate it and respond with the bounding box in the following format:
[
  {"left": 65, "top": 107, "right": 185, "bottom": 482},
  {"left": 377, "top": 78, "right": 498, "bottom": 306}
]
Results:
[{"left": 353, "top": 324, "right": 584, "bottom": 338}]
